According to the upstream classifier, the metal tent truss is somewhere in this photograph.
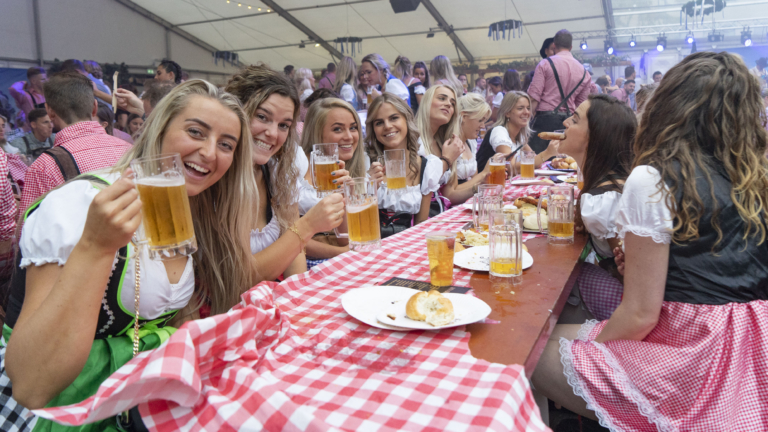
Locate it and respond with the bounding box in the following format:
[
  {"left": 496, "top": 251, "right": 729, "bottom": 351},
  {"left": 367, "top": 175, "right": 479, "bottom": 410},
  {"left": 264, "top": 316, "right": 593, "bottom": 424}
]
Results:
[{"left": 572, "top": 17, "right": 768, "bottom": 39}]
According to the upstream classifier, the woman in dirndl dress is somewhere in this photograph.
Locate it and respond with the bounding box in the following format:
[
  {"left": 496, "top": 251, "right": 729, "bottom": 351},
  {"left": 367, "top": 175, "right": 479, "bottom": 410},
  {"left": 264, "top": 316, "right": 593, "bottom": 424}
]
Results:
[
  {"left": 532, "top": 51, "right": 768, "bottom": 431},
  {"left": 557, "top": 93, "right": 636, "bottom": 321}
]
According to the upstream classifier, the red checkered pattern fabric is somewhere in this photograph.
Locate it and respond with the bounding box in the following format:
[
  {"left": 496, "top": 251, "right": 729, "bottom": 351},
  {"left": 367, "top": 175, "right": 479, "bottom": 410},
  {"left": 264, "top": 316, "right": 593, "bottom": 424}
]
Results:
[
  {"left": 33, "top": 208, "right": 548, "bottom": 431},
  {"left": 0, "top": 151, "right": 17, "bottom": 242},
  {"left": 20, "top": 121, "right": 131, "bottom": 213},
  {"left": 5, "top": 153, "right": 27, "bottom": 189},
  {"left": 561, "top": 301, "right": 768, "bottom": 431}
]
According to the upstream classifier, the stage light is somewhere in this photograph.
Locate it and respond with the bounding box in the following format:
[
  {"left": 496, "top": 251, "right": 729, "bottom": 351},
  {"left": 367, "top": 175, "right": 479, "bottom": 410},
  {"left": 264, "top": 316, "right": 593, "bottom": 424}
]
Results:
[
  {"left": 629, "top": 35, "right": 636, "bottom": 47},
  {"left": 686, "top": 31, "right": 694, "bottom": 44},
  {"left": 741, "top": 29, "right": 752, "bottom": 46},
  {"left": 315, "top": 43, "right": 320, "bottom": 47},
  {"left": 604, "top": 39, "right": 614, "bottom": 55},
  {"left": 580, "top": 39, "right": 588, "bottom": 50},
  {"left": 708, "top": 32, "right": 723, "bottom": 43},
  {"left": 656, "top": 34, "right": 667, "bottom": 52},
  {"left": 427, "top": 32, "right": 435, "bottom": 38}
]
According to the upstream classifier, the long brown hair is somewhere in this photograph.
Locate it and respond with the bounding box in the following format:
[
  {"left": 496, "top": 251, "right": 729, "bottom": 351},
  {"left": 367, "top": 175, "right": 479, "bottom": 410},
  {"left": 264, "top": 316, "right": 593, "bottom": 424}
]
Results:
[
  {"left": 225, "top": 64, "right": 301, "bottom": 234},
  {"left": 581, "top": 94, "right": 635, "bottom": 194},
  {"left": 365, "top": 93, "right": 421, "bottom": 182},
  {"left": 635, "top": 51, "right": 768, "bottom": 246},
  {"left": 113, "top": 80, "right": 258, "bottom": 315}
]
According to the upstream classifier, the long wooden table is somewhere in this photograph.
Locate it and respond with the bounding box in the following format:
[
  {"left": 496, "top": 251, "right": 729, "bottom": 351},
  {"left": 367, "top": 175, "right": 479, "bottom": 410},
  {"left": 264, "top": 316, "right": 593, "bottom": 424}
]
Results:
[{"left": 465, "top": 234, "right": 587, "bottom": 377}]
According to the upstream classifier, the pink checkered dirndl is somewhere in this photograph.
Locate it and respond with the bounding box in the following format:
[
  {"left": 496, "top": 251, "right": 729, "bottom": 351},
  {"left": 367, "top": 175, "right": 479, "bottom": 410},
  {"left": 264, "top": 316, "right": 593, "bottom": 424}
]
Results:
[{"left": 560, "top": 300, "right": 768, "bottom": 432}]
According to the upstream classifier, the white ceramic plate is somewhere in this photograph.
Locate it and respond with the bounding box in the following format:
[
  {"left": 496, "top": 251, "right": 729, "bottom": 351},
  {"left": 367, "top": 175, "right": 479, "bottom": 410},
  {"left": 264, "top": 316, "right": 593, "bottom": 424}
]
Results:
[
  {"left": 375, "top": 293, "right": 492, "bottom": 330},
  {"left": 341, "top": 286, "right": 418, "bottom": 331},
  {"left": 556, "top": 175, "right": 578, "bottom": 184},
  {"left": 453, "top": 245, "right": 533, "bottom": 272}
]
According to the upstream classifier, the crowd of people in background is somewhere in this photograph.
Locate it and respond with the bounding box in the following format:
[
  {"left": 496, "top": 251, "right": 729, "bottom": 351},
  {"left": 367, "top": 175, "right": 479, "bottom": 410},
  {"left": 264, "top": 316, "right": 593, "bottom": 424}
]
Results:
[{"left": 0, "top": 26, "right": 766, "bottom": 432}]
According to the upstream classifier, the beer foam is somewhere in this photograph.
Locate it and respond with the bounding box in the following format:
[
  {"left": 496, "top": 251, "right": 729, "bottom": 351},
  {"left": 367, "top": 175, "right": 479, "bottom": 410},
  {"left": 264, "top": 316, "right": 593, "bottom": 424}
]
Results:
[
  {"left": 314, "top": 160, "right": 338, "bottom": 165},
  {"left": 347, "top": 202, "right": 376, "bottom": 214},
  {"left": 136, "top": 174, "right": 185, "bottom": 187},
  {"left": 489, "top": 162, "right": 505, "bottom": 166}
]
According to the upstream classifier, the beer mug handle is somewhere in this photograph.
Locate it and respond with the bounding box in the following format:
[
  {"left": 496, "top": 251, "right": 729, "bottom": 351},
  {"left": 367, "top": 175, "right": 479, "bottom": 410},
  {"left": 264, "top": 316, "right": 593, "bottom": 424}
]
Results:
[
  {"left": 537, "top": 194, "right": 544, "bottom": 234},
  {"left": 377, "top": 156, "right": 387, "bottom": 186},
  {"left": 472, "top": 194, "right": 479, "bottom": 228},
  {"left": 309, "top": 151, "right": 317, "bottom": 189},
  {"left": 333, "top": 226, "right": 349, "bottom": 239}
]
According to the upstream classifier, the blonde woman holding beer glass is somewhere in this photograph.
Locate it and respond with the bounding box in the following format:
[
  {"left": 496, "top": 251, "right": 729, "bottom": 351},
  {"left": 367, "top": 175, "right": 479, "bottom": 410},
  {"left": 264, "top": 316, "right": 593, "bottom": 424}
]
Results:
[
  {"left": 475, "top": 91, "right": 561, "bottom": 175},
  {"left": 1, "top": 80, "right": 259, "bottom": 428},
  {"left": 416, "top": 84, "right": 477, "bottom": 206},
  {"left": 298, "top": 98, "right": 383, "bottom": 265},
  {"left": 366, "top": 93, "right": 443, "bottom": 236},
  {"left": 226, "top": 65, "right": 346, "bottom": 281}
]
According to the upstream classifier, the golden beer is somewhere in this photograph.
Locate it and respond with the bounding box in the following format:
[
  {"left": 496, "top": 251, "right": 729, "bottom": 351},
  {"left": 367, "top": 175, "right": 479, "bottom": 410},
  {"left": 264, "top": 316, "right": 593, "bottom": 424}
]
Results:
[
  {"left": 427, "top": 237, "right": 455, "bottom": 287},
  {"left": 387, "top": 176, "right": 407, "bottom": 190},
  {"left": 313, "top": 161, "right": 340, "bottom": 191},
  {"left": 136, "top": 178, "right": 194, "bottom": 247},
  {"left": 549, "top": 221, "right": 575, "bottom": 238},
  {"left": 490, "top": 257, "right": 521, "bottom": 276},
  {"left": 520, "top": 163, "right": 535, "bottom": 179},
  {"left": 347, "top": 202, "right": 380, "bottom": 243},
  {"left": 478, "top": 222, "right": 490, "bottom": 231},
  {"left": 489, "top": 163, "right": 506, "bottom": 185},
  {"left": 367, "top": 93, "right": 373, "bottom": 106},
  {"left": 577, "top": 180, "right": 584, "bottom": 190}
]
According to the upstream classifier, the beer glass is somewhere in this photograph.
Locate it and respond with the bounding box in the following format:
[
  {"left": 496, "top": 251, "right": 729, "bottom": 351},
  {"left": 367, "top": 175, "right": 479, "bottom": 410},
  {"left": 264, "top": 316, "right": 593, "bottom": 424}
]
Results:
[
  {"left": 519, "top": 150, "right": 536, "bottom": 179},
  {"left": 130, "top": 153, "right": 197, "bottom": 260},
  {"left": 488, "top": 154, "right": 507, "bottom": 186},
  {"left": 381, "top": 149, "right": 407, "bottom": 191},
  {"left": 577, "top": 167, "right": 584, "bottom": 190},
  {"left": 334, "top": 178, "right": 381, "bottom": 252},
  {"left": 489, "top": 209, "right": 523, "bottom": 279},
  {"left": 472, "top": 184, "right": 503, "bottom": 231},
  {"left": 310, "top": 143, "right": 340, "bottom": 197},
  {"left": 426, "top": 231, "right": 456, "bottom": 287},
  {"left": 540, "top": 185, "right": 575, "bottom": 245}
]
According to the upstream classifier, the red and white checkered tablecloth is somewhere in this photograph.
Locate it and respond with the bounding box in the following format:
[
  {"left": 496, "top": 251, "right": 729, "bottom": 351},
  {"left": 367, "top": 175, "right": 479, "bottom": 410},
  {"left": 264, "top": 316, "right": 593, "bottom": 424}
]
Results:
[{"left": 33, "top": 185, "right": 551, "bottom": 431}]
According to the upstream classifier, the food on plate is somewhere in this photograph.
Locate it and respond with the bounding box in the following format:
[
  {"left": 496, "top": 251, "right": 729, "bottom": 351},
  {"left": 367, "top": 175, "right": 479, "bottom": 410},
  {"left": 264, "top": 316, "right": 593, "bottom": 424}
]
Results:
[
  {"left": 406, "top": 290, "right": 455, "bottom": 326},
  {"left": 524, "top": 213, "right": 549, "bottom": 231},
  {"left": 386, "top": 313, "right": 397, "bottom": 321},
  {"left": 458, "top": 229, "right": 489, "bottom": 247},
  {"left": 563, "top": 176, "right": 578, "bottom": 184},
  {"left": 514, "top": 196, "right": 548, "bottom": 210},
  {"left": 538, "top": 132, "right": 565, "bottom": 140},
  {"left": 550, "top": 157, "right": 578, "bottom": 171}
]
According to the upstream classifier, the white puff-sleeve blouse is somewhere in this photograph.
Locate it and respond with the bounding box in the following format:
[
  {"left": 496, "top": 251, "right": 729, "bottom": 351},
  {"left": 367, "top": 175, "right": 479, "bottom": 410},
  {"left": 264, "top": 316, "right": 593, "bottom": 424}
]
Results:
[
  {"left": 377, "top": 155, "right": 442, "bottom": 214},
  {"left": 455, "top": 139, "right": 478, "bottom": 180},
  {"left": 580, "top": 190, "right": 621, "bottom": 258},
  {"left": 417, "top": 137, "right": 451, "bottom": 186},
  {"left": 616, "top": 165, "right": 675, "bottom": 247},
  {"left": 489, "top": 126, "right": 521, "bottom": 152},
  {"left": 20, "top": 172, "right": 195, "bottom": 320}
]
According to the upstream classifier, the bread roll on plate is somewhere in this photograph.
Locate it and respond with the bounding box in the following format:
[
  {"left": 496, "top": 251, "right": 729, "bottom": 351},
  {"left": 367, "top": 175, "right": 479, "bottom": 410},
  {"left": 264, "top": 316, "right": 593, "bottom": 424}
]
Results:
[{"left": 406, "top": 290, "right": 455, "bottom": 327}]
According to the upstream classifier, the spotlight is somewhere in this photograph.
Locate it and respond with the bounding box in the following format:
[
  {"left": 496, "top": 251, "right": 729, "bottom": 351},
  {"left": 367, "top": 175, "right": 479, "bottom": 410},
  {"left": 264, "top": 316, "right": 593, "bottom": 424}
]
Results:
[
  {"left": 656, "top": 34, "right": 667, "bottom": 52},
  {"left": 427, "top": 32, "right": 435, "bottom": 38},
  {"left": 266, "top": 8, "right": 271, "bottom": 12},
  {"left": 686, "top": 31, "right": 694, "bottom": 44},
  {"left": 257, "top": 7, "right": 261, "bottom": 10},
  {"left": 315, "top": 43, "right": 320, "bottom": 47},
  {"left": 629, "top": 35, "right": 636, "bottom": 47},
  {"left": 248, "top": 5, "right": 251, "bottom": 8},
  {"left": 708, "top": 32, "right": 723, "bottom": 42},
  {"left": 580, "top": 39, "right": 588, "bottom": 50},
  {"left": 741, "top": 28, "right": 752, "bottom": 46},
  {"left": 604, "top": 39, "right": 614, "bottom": 55}
]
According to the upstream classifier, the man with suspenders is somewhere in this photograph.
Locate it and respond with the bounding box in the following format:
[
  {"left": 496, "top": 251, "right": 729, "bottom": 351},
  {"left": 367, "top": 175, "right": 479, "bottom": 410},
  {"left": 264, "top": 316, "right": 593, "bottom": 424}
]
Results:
[{"left": 19, "top": 72, "right": 131, "bottom": 215}]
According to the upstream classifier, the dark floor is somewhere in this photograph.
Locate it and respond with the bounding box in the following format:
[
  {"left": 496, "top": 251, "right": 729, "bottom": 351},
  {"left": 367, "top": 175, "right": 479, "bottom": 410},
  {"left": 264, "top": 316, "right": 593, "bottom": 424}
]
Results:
[{"left": 549, "top": 400, "right": 609, "bottom": 432}]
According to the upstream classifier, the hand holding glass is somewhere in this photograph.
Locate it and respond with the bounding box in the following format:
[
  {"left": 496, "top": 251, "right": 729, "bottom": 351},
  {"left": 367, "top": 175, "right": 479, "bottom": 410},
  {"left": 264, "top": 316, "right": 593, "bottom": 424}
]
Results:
[
  {"left": 334, "top": 177, "right": 381, "bottom": 252},
  {"left": 310, "top": 143, "right": 341, "bottom": 197},
  {"left": 130, "top": 153, "right": 197, "bottom": 260}
]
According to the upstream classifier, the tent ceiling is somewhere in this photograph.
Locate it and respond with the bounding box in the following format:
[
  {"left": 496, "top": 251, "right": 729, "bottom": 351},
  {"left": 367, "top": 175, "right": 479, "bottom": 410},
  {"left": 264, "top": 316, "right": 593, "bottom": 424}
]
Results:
[{"left": 131, "top": 0, "right": 768, "bottom": 70}]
